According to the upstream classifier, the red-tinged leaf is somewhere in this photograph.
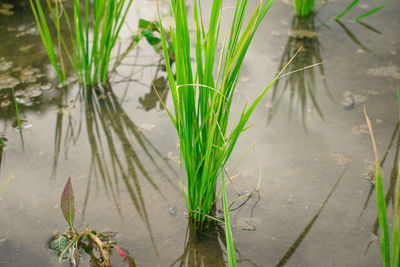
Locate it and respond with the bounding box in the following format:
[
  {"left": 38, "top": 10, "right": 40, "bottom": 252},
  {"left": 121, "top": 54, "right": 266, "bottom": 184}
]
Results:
[
  {"left": 61, "top": 177, "right": 75, "bottom": 229},
  {"left": 111, "top": 245, "right": 136, "bottom": 267}
]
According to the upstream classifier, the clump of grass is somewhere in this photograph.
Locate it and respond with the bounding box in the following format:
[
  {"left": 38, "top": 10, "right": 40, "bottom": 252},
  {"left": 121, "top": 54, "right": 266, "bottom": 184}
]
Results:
[
  {"left": 158, "top": 0, "right": 278, "bottom": 223},
  {"left": 30, "top": 0, "right": 133, "bottom": 92},
  {"left": 364, "top": 89, "right": 400, "bottom": 267},
  {"left": 294, "top": 0, "right": 315, "bottom": 18},
  {"left": 157, "top": 0, "right": 295, "bottom": 265}
]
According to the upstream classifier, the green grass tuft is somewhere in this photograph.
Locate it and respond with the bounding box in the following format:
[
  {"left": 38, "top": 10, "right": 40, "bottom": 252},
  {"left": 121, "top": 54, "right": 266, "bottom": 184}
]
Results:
[
  {"left": 293, "top": 0, "right": 315, "bottom": 18},
  {"left": 157, "top": 0, "right": 297, "bottom": 265},
  {"left": 30, "top": 0, "right": 133, "bottom": 91}
]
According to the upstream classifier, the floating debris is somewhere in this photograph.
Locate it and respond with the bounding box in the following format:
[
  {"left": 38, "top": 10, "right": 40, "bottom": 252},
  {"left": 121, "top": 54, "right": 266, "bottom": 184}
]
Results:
[
  {"left": 20, "top": 67, "right": 42, "bottom": 83},
  {"left": 14, "top": 83, "right": 43, "bottom": 105},
  {"left": 40, "top": 83, "right": 52, "bottom": 91},
  {"left": 0, "top": 73, "right": 20, "bottom": 90},
  {"left": 0, "top": 99, "right": 11, "bottom": 108},
  {"left": 0, "top": 3, "right": 14, "bottom": 16},
  {"left": 19, "top": 45, "right": 34, "bottom": 52},
  {"left": 0, "top": 57, "right": 13, "bottom": 72},
  {"left": 367, "top": 65, "right": 400, "bottom": 80},
  {"left": 288, "top": 29, "right": 316, "bottom": 39},
  {"left": 363, "top": 159, "right": 375, "bottom": 184},
  {"left": 13, "top": 119, "right": 32, "bottom": 130},
  {"left": 330, "top": 150, "right": 351, "bottom": 166},
  {"left": 137, "top": 123, "right": 155, "bottom": 132},
  {"left": 15, "top": 26, "right": 37, "bottom": 37},
  {"left": 57, "top": 106, "right": 76, "bottom": 115},
  {"left": 352, "top": 124, "right": 369, "bottom": 135},
  {"left": 164, "top": 151, "right": 179, "bottom": 163}
]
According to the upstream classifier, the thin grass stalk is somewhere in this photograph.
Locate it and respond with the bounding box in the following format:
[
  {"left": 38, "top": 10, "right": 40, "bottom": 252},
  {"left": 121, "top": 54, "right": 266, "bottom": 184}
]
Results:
[
  {"left": 393, "top": 87, "right": 400, "bottom": 267},
  {"left": 365, "top": 106, "right": 392, "bottom": 267},
  {"left": 393, "top": 162, "right": 400, "bottom": 267},
  {"left": 221, "top": 170, "right": 237, "bottom": 267},
  {"left": 0, "top": 172, "right": 14, "bottom": 195},
  {"left": 30, "top": 0, "right": 63, "bottom": 84}
]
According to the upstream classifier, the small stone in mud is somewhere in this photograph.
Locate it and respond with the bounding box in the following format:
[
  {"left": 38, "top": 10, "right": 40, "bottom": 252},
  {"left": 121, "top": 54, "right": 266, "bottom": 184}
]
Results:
[
  {"left": 341, "top": 91, "right": 366, "bottom": 110},
  {"left": 341, "top": 96, "right": 355, "bottom": 110},
  {"left": 237, "top": 217, "right": 258, "bottom": 231},
  {"left": 168, "top": 206, "right": 177, "bottom": 216}
]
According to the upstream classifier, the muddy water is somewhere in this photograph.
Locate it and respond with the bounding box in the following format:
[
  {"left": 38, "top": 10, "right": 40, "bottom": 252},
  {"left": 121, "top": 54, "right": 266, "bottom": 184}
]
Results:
[{"left": 0, "top": 0, "right": 399, "bottom": 266}]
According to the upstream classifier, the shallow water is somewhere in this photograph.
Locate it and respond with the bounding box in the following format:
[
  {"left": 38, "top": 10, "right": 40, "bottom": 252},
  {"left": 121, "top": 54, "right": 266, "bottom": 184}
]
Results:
[{"left": 0, "top": 0, "right": 399, "bottom": 266}]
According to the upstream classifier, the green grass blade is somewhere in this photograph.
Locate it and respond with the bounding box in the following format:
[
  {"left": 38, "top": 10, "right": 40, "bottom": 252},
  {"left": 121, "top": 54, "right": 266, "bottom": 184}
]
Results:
[
  {"left": 354, "top": 5, "right": 385, "bottom": 21},
  {"left": 0, "top": 171, "right": 14, "bottom": 195},
  {"left": 30, "top": 0, "right": 63, "bottom": 84},
  {"left": 393, "top": 163, "right": 400, "bottom": 267},
  {"left": 393, "top": 87, "right": 400, "bottom": 267},
  {"left": 365, "top": 107, "right": 391, "bottom": 267},
  {"left": 221, "top": 171, "right": 237, "bottom": 267},
  {"left": 335, "top": 0, "right": 360, "bottom": 20}
]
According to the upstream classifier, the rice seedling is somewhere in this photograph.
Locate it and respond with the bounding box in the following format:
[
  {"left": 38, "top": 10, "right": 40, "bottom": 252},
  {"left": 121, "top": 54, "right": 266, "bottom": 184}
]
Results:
[
  {"left": 335, "top": 0, "right": 385, "bottom": 21},
  {"left": 364, "top": 89, "right": 400, "bottom": 267},
  {"left": 50, "top": 177, "right": 136, "bottom": 266},
  {"left": 157, "top": 0, "right": 295, "bottom": 265},
  {"left": 30, "top": 0, "right": 133, "bottom": 92},
  {"left": 293, "top": 0, "right": 315, "bottom": 18}
]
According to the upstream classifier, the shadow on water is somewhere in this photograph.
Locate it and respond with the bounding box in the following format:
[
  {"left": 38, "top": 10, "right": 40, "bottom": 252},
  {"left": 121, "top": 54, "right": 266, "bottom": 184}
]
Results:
[
  {"left": 275, "top": 166, "right": 347, "bottom": 266},
  {"left": 360, "top": 120, "right": 400, "bottom": 252},
  {"left": 51, "top": 81, "right": 179, "bottom": 254},
  {"left": 267, "top": 14, "right": 331, "bottom": 131},
  {"left": 171, "top": 221, "right": 258, "bottom": 267},
  {"left": 0, "top": 138, "right": 5, "bottom": 174},
  {"left": 139, "top": 67, "right": 169, "bottom": 112}
]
